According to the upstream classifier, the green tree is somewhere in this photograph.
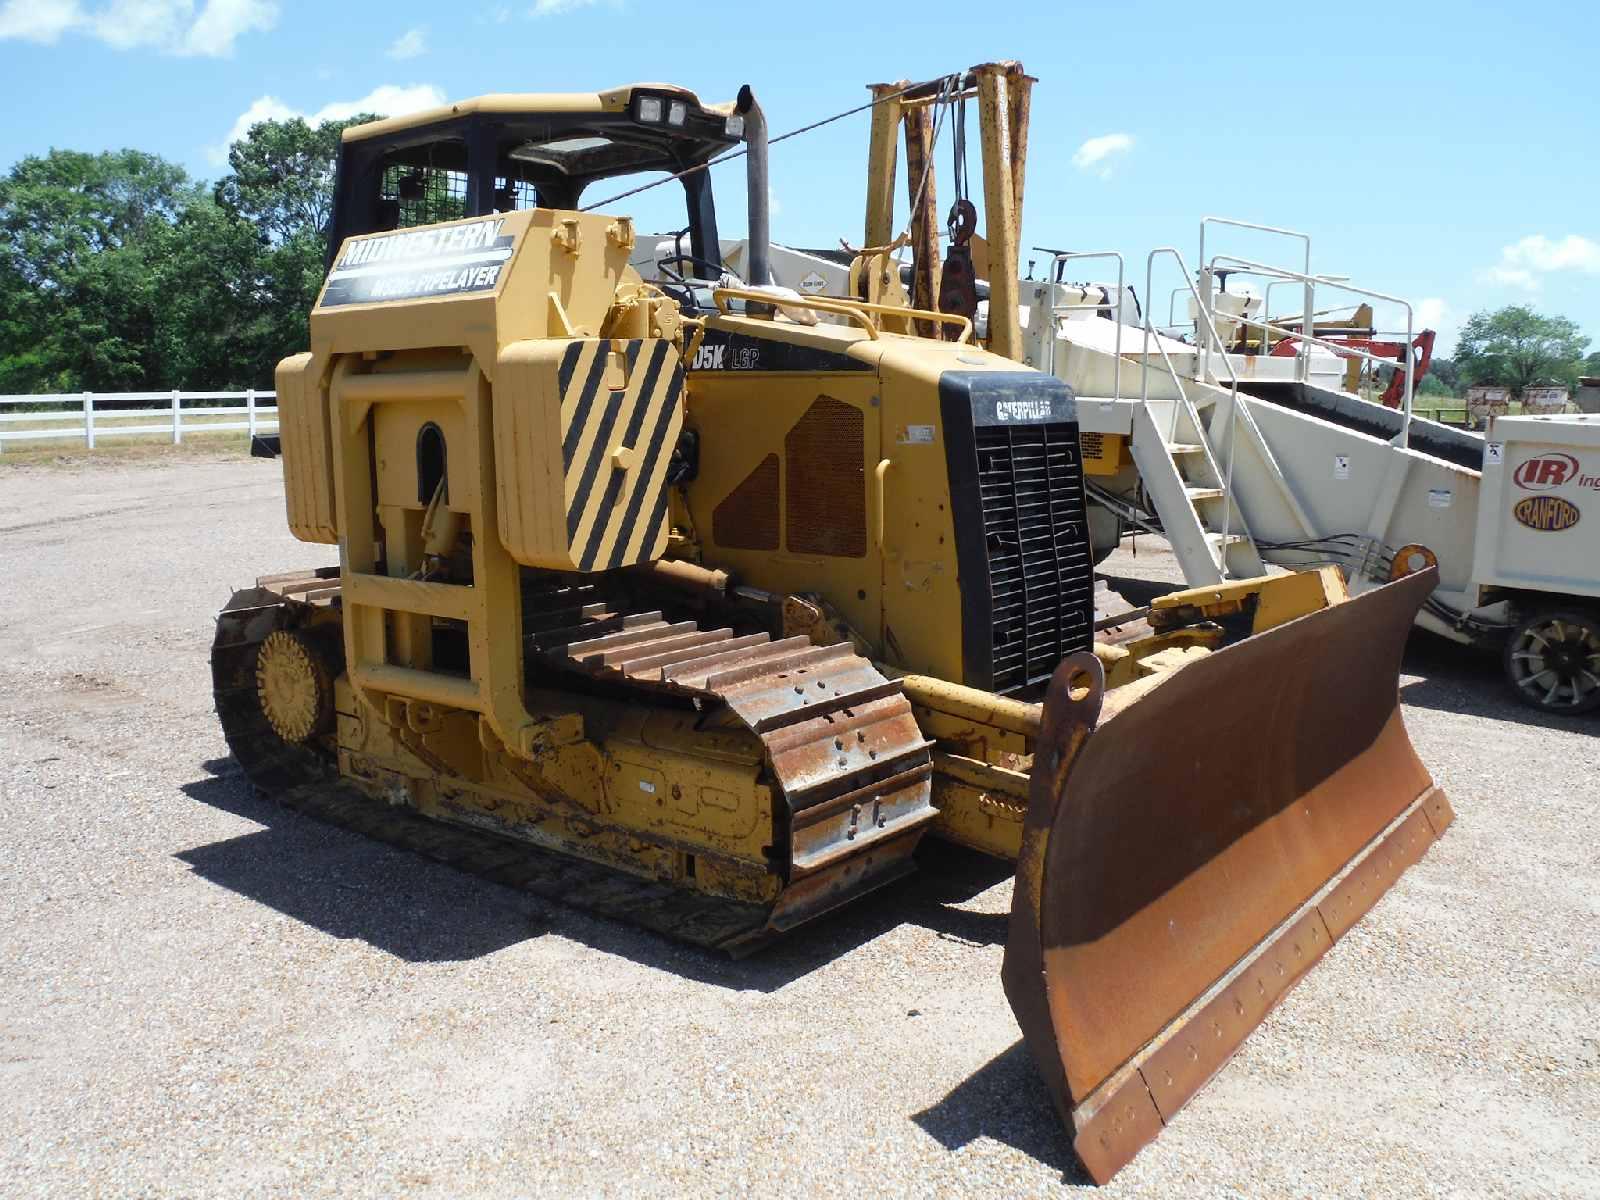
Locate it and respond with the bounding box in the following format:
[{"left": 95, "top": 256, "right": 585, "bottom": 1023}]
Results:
[
  {"left": 0, "top": 149, "right": 199, "bottom": 391},
  {"left": 1425, "top": 355, "right": 1460, "bottom": 394},
  {"left": 1455, "top": 305, "right": 1590, "bottom": 397},
  {"left": 146, "top": 196, "right": 278, "bottom": 388},
  {"left": 214, "top": 116, "right": 362, "bottom": 245},
  {"left": 211, "top": 114, "right": 375, "bottom": 382},
  {"left": 0, "top": 118, "right": 369, "bottom": 394}
]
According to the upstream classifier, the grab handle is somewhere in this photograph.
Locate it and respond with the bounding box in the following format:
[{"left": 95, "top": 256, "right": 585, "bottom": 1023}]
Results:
[{"left": 874, "top": 458, "right": 893, "bottom": 549}]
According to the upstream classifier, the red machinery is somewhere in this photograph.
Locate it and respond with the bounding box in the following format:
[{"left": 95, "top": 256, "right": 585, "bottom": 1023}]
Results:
[{"left": 1268, "top": 312, "right": 1436, "bottom": 408}]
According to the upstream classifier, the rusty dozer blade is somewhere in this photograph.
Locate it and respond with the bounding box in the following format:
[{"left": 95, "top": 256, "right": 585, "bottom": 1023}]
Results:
[{"left": 1003, "top": 568, "right": 1454, "bottom": 1184}]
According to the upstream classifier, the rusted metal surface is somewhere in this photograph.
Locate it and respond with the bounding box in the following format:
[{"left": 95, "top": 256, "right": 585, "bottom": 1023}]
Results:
[
  {"left": 898, "top": 673, "right": 1043, "bottom": 737},
  {"left": 624, "top": 557, "right": 730, "bottom": 596},
  {"left": 221, "top": 573, "right": 939, "bottom": 952},
  {"left": 757, "top": 825, "right": 925, "bottom": 942},
  {"left": 1001, "top": 649, "right": 1106, "bottom": 1152},
  {"left": 218, "top": 586, "right": 776, "bottom": 952},
  {"left": 1004, "top": 568, "right": 1450, "bottom": 1184},
  {"left": 528, "top": 588, "right": 938, "bottom": 895},
  {"left": 1068, "top": 1068, "right": 1166, "bottom": 1185},
  {"left": 936, "top": 198, "right": 980, "bottom": 331},
  {"left": 1092, "top": 579, "right": 1155, "bottom": 645},
  {"left": 901, "top": 98, "right": 940, "bottom": 338},
  {"left": 252, "top": 571, "right": 939, "bottom": 885},
  {"left": 1136, "top": 907, "right": 1331, "bottom": 1120},
  {"left": 254, "top": 567, "right": 342, "bottom": 606}
]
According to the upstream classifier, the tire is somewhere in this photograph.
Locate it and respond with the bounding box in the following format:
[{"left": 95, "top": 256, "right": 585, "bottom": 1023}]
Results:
[{"left": 1502, "top": 607, "right": 1600, "bottom": 715}]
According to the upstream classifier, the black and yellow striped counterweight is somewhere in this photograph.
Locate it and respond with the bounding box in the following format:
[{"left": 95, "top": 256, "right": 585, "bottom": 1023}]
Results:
[{"left": 496, "top": 335, "right": 684, "bottom": 573}]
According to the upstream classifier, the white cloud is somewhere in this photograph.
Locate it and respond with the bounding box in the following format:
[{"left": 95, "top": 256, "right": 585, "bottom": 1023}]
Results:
[
  {"left": 387, "top": 26, "right": 426, "bottom": 59},
  {"left": 1070, "top": 132, "right": 1134, "bottom": 179},
  {"left": 1500, "top": 233, "right": 1600, "bottom": 274},
  {"left": 1367, "top": 297, "right": 1457, "bottom": 354},
  {"left": 0, "top": 0, "right": 85, "bottom": 42},
  {"left": 0, "top": 0, "right": 276, "bottom": 55},
  {"left": 179, "top": 0, "right": 274, "bottom": 56},
  {"left": 1482, "top": 233, "right": 1600, "bottom": 292},
  {"left": 530, "top": 0, "right": 605, "bottom": 14},
  {"left": 312, "top": 83, "right": 446, "bottom": 124},
  {"left": 1414, "top": 297, "right": 1459, "bottom": 355},
  {"left": 1369, "top": 296, "right": 1447, "bottom": 332},
  {"left": 91, "top": 0, "right": 187, "bottom": 49},
  {"left": 209, "top": 83, "right": 447, "bottom": 164},
  {"left": 1484, "top": 265, "right": 1540, "bottom": 291},
  {"left": 1415, "top": 297, "right": 1449, "bottom": 330},
  {"left": 214, "top": 94, "right": 296, "bottom": 156}
]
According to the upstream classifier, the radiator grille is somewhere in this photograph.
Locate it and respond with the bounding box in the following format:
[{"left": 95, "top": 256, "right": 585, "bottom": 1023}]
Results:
[
  {"left": 974, "top": 422, "right": 1095, "bottom": 691},
  {"left": 786, "top": 397, "right": 866, "bottom": 557},
  {"left": 713, "top": 453, "right": 780, "bottom": 550}
]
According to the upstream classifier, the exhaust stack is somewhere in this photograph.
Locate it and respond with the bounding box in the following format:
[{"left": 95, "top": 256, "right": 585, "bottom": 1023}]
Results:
[{"left": 736, "top": 84, "right": 770, "bottom": 286}]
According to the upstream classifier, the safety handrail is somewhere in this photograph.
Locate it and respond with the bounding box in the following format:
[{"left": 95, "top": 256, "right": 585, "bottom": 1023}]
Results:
[
  {"left": 1198, "top": 217, "right": 1314, "bottom": 384},
  {"left": 712, "top": 287, "right": 877, "bottom": 339},
  {"left": 1261, "top": 277, "right": 1355, "bottom": 342},
  {"left": 1042, "top": 251, "right": 1125, "bottom": 402},
  {"left": 1141, "top": 313, "right": 1198, "bottom": 440},
  {"left": 710, "top": 288, "right": 974, "bottom": 344},
  {"left": 1166, "top": 286, "right": 1194, "bottom": 332},
  {"left": 1204, "top": 254, "right": 1416, "bottom": 447},
  {"left": 1144, "top": 247, "right": 1249, "bottom": 572}
]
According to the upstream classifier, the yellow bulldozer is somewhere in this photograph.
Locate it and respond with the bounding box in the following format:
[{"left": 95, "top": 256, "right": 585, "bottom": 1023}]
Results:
[{"left": 215, "top": 78, "right": 1452, "bottom": 1183}]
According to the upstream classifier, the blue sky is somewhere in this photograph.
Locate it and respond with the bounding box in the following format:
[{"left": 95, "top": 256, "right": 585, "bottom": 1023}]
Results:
[{"left": 2, "top": 0, "right": 1596, "bottom": 354}]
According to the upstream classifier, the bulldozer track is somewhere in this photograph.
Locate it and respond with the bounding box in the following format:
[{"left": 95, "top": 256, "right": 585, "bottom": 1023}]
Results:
[
  {"left": 257, "top": 777, "right": 776, "bottom": 950},
  {"left": 212, "top": 569, "right": 936, "bottom": 953},
  {"left": 518, "top": 577, "right": 936, "bottom": 831}
]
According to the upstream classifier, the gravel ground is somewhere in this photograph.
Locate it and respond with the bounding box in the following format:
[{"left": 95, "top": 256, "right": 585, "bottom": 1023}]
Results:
[{"left": 1, "top": 452, "right": 1596, "bottom": 1199}]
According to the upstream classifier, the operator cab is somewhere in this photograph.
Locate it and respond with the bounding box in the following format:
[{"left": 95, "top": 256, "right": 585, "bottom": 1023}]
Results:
[{"left": 328, "top": 84, "right": 755, "bottom": 305}]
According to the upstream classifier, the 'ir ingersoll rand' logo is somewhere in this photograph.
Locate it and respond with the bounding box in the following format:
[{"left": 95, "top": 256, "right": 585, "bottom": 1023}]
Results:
[{"left": 1512, "top": 453, "right": 1580, "bottom": 490}]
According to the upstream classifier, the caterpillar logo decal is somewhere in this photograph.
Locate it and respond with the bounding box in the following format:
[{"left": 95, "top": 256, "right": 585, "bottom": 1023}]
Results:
[
  {"left": 557, "top": 338, "right": 684, "bottom": 570},
  {"left": 995, "top": 398, "right": 1054, "bottom": 422},
  {"left": 1513, "top": 495, "right": 1581, "bottom": 532}
]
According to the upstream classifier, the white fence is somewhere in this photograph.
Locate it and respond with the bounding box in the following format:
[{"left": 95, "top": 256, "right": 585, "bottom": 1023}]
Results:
[{"left": 0, "top": 390, "right": 278, "bottom": 452}]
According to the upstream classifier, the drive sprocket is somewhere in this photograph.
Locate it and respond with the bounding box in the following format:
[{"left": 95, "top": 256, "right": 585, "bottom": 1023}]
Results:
[
  {"left": 255, "top": 629, "right": 334, "bottom": 743},
  {"left": 211, "top": 587, "right": 339, "bottom": 796}
]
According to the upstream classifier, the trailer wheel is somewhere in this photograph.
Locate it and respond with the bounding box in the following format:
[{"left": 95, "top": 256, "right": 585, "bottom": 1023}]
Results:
[{"left": 1502, "top": 608, "right": 1600, "bottom": 715}]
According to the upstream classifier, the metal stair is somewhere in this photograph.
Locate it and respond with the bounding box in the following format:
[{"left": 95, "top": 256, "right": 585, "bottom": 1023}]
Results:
[
  {"left": 1040, "top": 248, "right": 1265, "bottom": 585},
  {"left": 1127, "top": 393, "right": 1264, "bottom": 584}
]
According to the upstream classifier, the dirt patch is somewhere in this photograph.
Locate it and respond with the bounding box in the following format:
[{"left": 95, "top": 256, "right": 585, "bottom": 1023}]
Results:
[{"left": 0, "top": 434, "right": 255, "bottom": 472}]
